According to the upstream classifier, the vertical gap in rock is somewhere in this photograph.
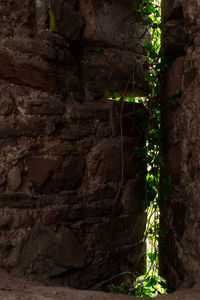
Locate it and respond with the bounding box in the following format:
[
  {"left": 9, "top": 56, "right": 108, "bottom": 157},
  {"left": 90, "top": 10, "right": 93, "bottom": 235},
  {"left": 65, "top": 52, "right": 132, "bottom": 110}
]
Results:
[{"left": 105, "top": 0, "right": 169, "bottom": 297}]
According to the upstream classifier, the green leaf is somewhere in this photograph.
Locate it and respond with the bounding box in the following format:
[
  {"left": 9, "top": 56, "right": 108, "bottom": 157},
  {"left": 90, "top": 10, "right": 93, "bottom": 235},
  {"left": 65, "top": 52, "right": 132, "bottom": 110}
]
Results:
[
  {"left": 143, "top": 17, "right": 153, "bottom": 25},
  {"left": 175, "top": 88, "right": 181, "bottom": 95},
  {"left": 148, "top": 252, "right": 157, "bottom": 262},
  {"left": 147, "top": 3, "right": 156, "bottom": 13},
  {"left": 94, "top": 48, "right": 103, "bottom": 55},
  {"left": 158, "top": 280, "right": 168, "bottom": 289}
]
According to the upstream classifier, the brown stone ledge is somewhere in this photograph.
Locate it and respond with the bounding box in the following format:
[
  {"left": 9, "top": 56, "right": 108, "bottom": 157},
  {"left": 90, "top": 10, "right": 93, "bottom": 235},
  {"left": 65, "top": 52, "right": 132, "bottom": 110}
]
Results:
[{"left": 0, "top": 269, "right": 200, "bottom": 300}]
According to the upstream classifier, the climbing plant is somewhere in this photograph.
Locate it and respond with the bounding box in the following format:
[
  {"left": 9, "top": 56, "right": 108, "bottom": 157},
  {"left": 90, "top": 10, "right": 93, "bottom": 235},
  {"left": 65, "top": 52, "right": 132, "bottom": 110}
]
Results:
[
  {"left": 107, "top": 0, "right": 174, "bottom": 297},
  {"left": 131, "top": 0, "right": 170, "bottom": 297}
]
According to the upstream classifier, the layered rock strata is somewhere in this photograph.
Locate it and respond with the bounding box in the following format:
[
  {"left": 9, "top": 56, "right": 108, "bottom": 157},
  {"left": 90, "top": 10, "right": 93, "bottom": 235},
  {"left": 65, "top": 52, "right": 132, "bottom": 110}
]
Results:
[
  {"left": 161, "top": 0, "right": 200, "bottom": 291},
  {"left": 0, "top": 0, "right": 146, "bottom": 289}
]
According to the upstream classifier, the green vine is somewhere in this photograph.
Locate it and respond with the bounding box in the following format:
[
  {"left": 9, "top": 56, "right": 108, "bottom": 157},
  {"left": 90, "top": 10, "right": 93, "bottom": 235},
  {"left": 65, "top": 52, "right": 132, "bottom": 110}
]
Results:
[
  {"left": 133, "top": 0, "right": 170, "bottom": 297},
  {"left": 107, "top": 0, "right": 174, "bottom": 297}
]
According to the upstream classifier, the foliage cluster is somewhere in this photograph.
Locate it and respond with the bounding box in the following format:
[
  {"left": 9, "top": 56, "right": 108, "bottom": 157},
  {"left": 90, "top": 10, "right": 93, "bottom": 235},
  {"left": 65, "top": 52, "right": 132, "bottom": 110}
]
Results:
[
  {"left": 107, "top": 0, "right": 174, "bottom": 298},
  {"left": 130, "top": 1, "right": 170, "bottom": 297}
]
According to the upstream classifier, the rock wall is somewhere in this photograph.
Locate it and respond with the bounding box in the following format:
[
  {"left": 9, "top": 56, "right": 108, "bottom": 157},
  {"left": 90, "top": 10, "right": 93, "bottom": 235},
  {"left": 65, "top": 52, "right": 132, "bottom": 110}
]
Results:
[
  {"left": 0, "top": 0, "right": 147, "bottom": 289},
  {"left": 160, "top": 0, "right": 200, "bottom": 291}
]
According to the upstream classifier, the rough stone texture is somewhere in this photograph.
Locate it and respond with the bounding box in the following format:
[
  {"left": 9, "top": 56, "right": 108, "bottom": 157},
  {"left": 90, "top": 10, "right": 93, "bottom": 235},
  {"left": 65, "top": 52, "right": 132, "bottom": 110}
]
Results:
[
  {"left": 161, "top": 0, "right": 185, "bottom": 56},
  {"left": 0, "top": 0, "right": 146, "bottom": 290},
  {"left": 160, "top": 0, "right": 200, "bottom": 292},
  {"left": 1, "top": 269, "right": 200, "bottom": 300}
]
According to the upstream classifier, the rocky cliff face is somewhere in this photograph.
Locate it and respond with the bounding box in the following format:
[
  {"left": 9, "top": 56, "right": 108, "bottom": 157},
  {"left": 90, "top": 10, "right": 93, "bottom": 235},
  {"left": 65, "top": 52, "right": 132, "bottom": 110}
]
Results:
[
  {"left": 0, "top": 0, "right": 147, "bottom": 289},
  {"left": 161, "top": 0, "right": 200, "bottom": 291}
]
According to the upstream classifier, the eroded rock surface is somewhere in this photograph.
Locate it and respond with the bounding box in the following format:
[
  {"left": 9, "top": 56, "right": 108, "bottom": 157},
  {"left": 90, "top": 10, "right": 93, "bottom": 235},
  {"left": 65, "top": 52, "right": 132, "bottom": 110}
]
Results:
[
  {"left": 0, "top": 0, "right": 146, "bottom": 289},
  {"left": 0, "top": 269, "right": 200, "bottom": 300},
  {"left": 160, "top": 0, "right": 200, "bottom": 291}
]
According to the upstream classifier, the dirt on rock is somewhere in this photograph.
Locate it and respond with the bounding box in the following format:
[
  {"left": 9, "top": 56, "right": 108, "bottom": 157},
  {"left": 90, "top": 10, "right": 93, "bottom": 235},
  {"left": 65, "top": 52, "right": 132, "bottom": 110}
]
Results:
[{"left": 0, "top": 269, "right": 200, "bottom": 300}]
